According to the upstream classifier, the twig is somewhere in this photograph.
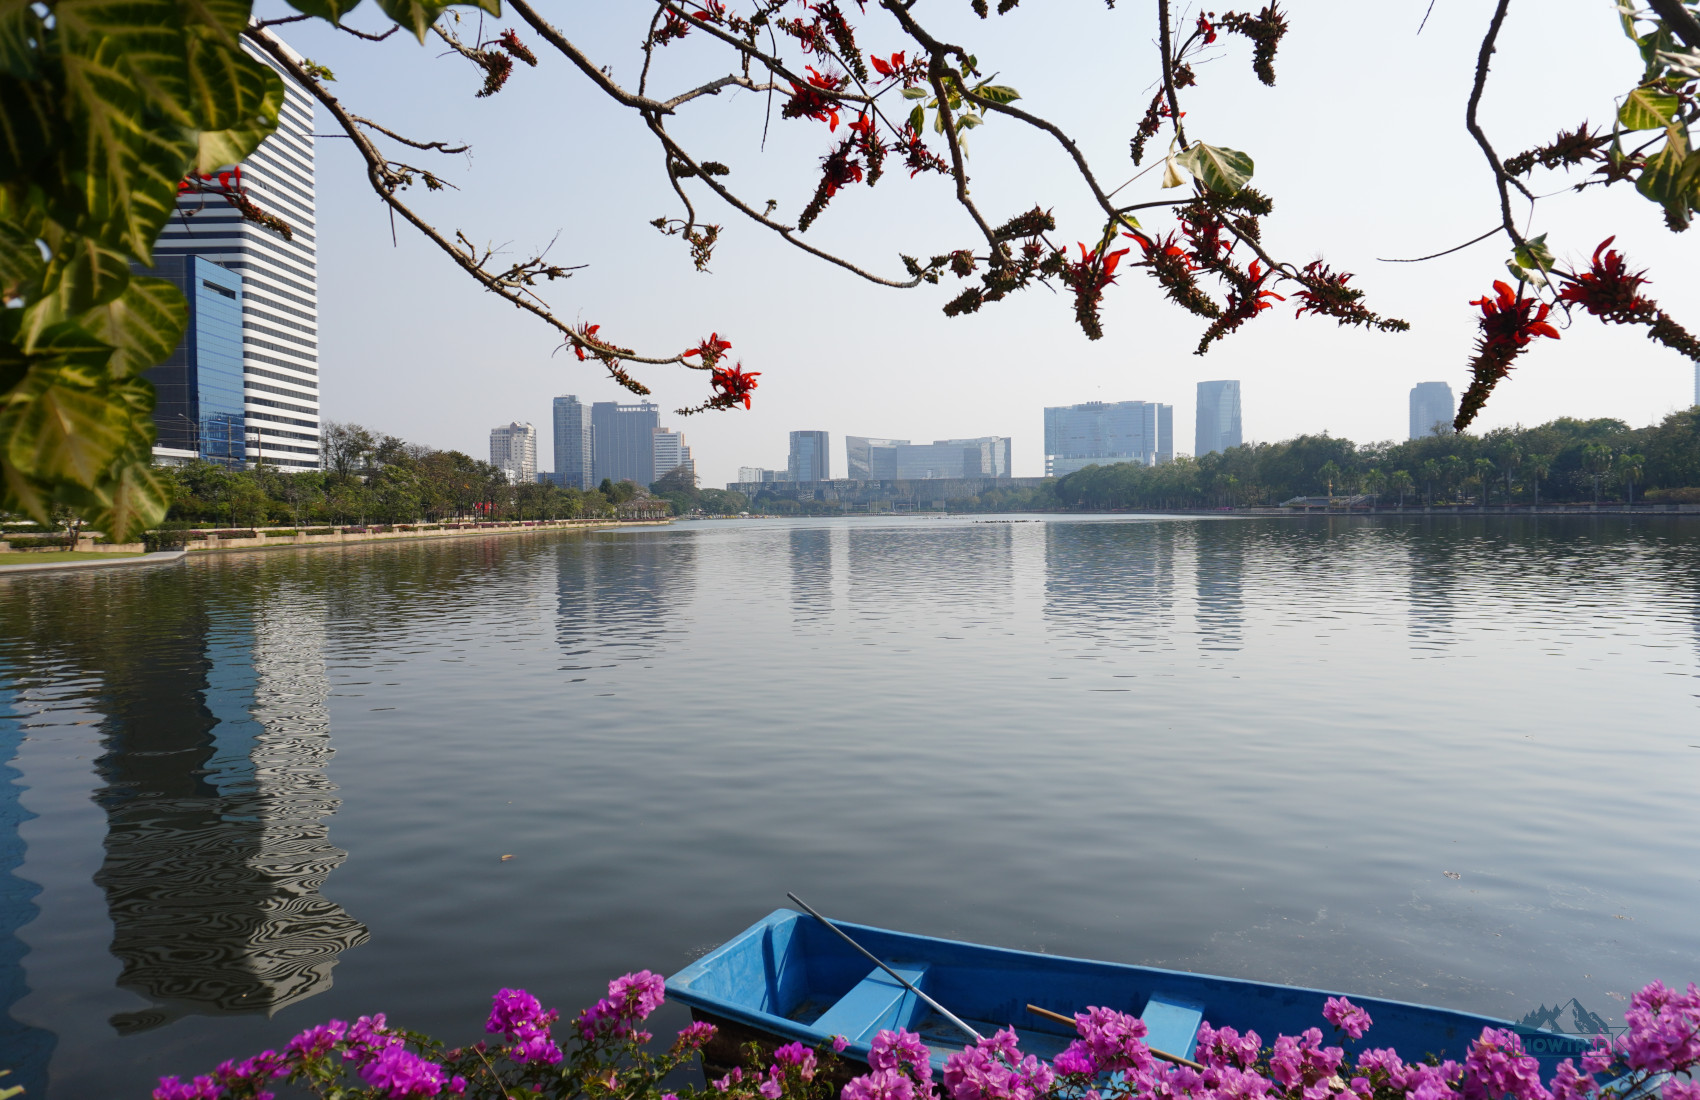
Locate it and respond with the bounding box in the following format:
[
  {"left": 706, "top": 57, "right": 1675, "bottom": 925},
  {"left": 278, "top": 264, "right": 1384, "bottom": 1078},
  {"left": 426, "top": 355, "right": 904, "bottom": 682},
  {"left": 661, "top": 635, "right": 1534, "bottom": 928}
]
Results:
[
  {"left": 1465, "top": 0, "right": 1528, "bottom": 252},
  {"left": 1377, "top": 225, "right": 1501, "bottom": 262}
]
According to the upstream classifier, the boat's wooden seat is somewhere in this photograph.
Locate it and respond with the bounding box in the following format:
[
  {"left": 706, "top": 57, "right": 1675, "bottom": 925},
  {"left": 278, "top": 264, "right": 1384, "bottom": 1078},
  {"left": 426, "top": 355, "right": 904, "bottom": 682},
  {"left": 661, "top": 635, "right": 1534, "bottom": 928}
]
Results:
[
  {"left": 1141, "top": 992, "right": 1206, "bottom": 1060},
  {"left": 812, "top": 963, "right": 932, "bottom": 1043}
]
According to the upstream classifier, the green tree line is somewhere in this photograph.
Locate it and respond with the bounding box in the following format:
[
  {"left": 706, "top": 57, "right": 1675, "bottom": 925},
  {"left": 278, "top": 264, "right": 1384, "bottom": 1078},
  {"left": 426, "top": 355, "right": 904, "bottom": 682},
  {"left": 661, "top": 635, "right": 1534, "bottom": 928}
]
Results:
[
  {"left": 152, "top": 422, "right": 750, "bottom": 527},
  {"left": 1043, "top": 409, "right": 1700, "bottom": 512}
]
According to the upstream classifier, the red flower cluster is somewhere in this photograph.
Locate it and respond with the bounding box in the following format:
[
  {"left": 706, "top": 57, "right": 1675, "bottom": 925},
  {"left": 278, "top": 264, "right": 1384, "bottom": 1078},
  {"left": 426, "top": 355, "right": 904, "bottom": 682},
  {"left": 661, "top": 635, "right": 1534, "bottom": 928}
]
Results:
[
  {"left": 1062, "top": 242, "right": 1131, "bottom": 340},
  {"left": 1456, "top": 280, "right": 1560, "bottom": 431},
  {"left": 783, "top": 67, "right": 844, "bottom": 130},
  {"left": 1196, "top": 14, "right": 1218, "bottom": 44},
  {"left": 1472, "top": 279, "right": 1560, "bottom": 347},
  {"left": 1556, "top": 237, "right": 1653, "bottom": 325},
  {"left": 710, "top": 363, "right": 761, "bottom": 410},
  {"left": 682, "top": 332, "right": 733, "bottom": 368},
  {"left": 496, "top": 28, "right": 536, "bottom": 66}
]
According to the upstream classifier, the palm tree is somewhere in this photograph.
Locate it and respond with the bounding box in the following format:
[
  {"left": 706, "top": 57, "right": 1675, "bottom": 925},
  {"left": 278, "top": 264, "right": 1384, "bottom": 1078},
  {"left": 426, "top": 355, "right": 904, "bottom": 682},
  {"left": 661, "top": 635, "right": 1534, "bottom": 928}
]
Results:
[
  {"left": 1583, "top": 443, "right": 1613, "bottom": 505},
  {"left": 1525, "top": 453, "right": 1553, "bottom": 507},
  {"left": 1619, "top": 452, "right": 1644, "bottom": 505},
  {"left": 1389, "top": 469, "right": 1414, "bottom": 508},
  {"left": 1420, "top": 459, "right": 1440, "bottom": 507},
  {"left": 1442, "top": 455, "right": 1467, "bottom": 504},
  {"left": 1473, "top": 457, "right": 1497, "bottom": 507},
  {"left": 1318, "top": 460, "right": 1342, "bottom": 503},
  {"left": 1363, "top": 468, "right": 1387, "bottom": 509}
]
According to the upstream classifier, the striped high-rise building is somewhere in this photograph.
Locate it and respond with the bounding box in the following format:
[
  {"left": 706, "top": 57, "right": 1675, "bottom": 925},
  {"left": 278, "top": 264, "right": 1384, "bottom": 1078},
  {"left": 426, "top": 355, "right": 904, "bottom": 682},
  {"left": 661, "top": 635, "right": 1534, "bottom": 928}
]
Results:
[{"left": 152, "top": 38, "right": 321, "bottom": 469}]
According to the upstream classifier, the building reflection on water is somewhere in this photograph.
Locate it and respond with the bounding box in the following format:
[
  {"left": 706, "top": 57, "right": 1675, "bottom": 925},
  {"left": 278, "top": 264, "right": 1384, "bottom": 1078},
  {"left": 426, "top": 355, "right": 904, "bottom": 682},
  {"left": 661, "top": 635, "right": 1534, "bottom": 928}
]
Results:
[
  {"left": 0, "top": 573, "right": 366, "bottom": 1065},
  {"left": 1043, "top": 521, "right": 1178, "bottom": 651},
  {"left": 556, "top": 531, "right": 698, "bottom": 667}
]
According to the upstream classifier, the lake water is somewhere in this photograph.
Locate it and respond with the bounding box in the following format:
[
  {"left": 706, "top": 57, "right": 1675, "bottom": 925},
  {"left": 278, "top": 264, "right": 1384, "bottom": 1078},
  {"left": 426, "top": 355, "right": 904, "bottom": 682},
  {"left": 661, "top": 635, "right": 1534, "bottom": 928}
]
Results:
[{"left": 2, "top": 515, "right": 1698, "bottom": 1097}]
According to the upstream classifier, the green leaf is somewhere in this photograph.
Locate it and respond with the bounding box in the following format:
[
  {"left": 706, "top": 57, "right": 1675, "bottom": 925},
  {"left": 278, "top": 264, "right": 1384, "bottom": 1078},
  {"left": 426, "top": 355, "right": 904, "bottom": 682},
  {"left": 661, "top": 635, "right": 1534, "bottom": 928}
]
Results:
[
  {"left": 1174, "top": 142, "right": 1254, "bottom": 195},
  {"left": 373, "top": 0, "right": 500, "bottom": 43},
  {"left": 971, "top": 83, "right": 1020, "bottom": 105},
  {"left": 1511, "top": 232, "right": 1555, "bottom": 281},
  {"left": 900, "top": 85, "right": 929, "bottom": 99},
  {"left": 53, "top": 3, "right": 200, "bottom": 258},
  {"left": 96, "top": 446, "right": 169, "bottom": 540},
  {"left": 78, "top": 274, "right": 186, "bottom": 378},
  {"left": 907, "top": 103, "right": 924, "bottom": 133},
  {"left": 956, "top": 112, "right": 983, "bottom": 131},
  {"left": 1619, "top": 85, "right": 1679, "bottom": 130},
  {"left": 0, "top": 72, "right": 56, "bottom": 178},
  {"left": 1636, "top": 122, "right": 1700, "bottom": 228},
  {"left": 284, "top": 0, "right": 366, "bottom": 23},
  {"left": 3, "top": 368, "right": 125, "bottom": 485},
  {"left": 185, "top": 26, "right": 279, "bottom": 136},
  {"left": 0, "top": 0, "right": 43, "bottom": 78},
  {"left": 0, "top": 216, "right": 45, "bottom": 296},
  {"left": 195, "top": 58, "right": 282, "bottom": 171}
]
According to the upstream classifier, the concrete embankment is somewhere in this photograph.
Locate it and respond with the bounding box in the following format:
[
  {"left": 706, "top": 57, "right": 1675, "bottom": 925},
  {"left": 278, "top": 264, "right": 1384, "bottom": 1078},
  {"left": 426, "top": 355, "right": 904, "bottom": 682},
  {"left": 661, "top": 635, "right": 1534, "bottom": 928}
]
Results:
[{"left": 0, "top": 518, "right": 670, "bottom": 562}]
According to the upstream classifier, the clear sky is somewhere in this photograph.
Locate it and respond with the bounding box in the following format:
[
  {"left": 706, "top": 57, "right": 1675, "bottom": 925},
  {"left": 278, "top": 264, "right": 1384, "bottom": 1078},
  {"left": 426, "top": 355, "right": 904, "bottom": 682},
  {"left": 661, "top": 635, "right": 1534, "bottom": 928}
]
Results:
[{"left": 262, "top": 0, "right": 1700, "bottom": 484}]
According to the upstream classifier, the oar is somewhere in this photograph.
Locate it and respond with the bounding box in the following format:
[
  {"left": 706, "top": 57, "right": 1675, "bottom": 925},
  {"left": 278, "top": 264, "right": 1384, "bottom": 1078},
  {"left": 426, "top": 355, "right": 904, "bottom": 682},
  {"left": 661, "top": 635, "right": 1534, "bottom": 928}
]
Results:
[
  {"left": 786, "top": 893, "right": 984, "bottom": 1044},
  {"left": 1025, "top": 1004, "right": 1204, "bottom": 1071}
]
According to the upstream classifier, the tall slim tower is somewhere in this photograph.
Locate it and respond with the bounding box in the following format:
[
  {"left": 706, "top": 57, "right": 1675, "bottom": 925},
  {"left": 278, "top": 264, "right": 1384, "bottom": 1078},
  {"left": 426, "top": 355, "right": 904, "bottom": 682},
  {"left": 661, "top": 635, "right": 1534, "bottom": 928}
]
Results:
[
  {"left": 1409, "top": 382, "right": 1456, "bottom": 439},
  {"left": 552, "top": 395, "right": 593, "bottom": 489},
  {"left": 788, "top": 431, "right": 830, "bottom": 482},
  {"left": 152, "top": 39, "right": 319, "bottom": 469},
  {"left": 1195, "top": 380, "right": 1243, "bottom": 456}
]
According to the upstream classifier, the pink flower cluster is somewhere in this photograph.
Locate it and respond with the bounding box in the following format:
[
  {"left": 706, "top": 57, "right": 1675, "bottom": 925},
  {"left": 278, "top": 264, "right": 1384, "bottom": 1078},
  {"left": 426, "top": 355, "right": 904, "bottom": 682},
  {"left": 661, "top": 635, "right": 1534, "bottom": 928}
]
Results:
[
  {"left": 940, "top": 1029, "right": 1055, "bottom": 1100},
  {"left": 578, "top": 970, "right": 667, "bottom": 1042},
  {"left": 488, "top": 987, "right": 564, "bottom": 1065}
]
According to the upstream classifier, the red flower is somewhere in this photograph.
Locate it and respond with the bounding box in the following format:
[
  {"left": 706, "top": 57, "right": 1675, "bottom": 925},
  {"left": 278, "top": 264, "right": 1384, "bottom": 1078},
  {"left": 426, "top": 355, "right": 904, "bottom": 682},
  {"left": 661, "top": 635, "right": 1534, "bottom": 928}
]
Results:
[
  {"left": 870, "top": 52, "right": 906, "bottom": 77},
  {"left": 1196, "top": 14, "right": 1218, "bottom": 43},
  {"left": 574, "top": 323, "right": 601, "bottom": 362},
  {"left": 711, "top": 363, "right": 761, "bottom": 410},
  {"left": 682, "top": 332, "right": 733, "bottom": 365},
  {"left": 1555, "top": 236, "right": 1653, "bottom": 324},
  {"left": 1455, "top": 280, "right": 1559, "bottom": 431},
  {"left": 783, "top": 67, "right": 844, "bottom": 130},
  {"left": 1472, "top": 280, "right": 1560, "bottom": 344}
]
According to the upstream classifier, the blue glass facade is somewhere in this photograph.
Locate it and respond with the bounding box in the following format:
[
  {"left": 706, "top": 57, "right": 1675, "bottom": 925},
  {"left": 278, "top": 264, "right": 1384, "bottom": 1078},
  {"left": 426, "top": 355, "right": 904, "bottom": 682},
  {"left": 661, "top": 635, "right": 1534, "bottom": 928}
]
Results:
[
  {"left": 1195, "top": 380, "right": 1242, "bottom": 456},
  {"left": 144, "top": 256, "right": 247, "bottom": 465},
  {"left": 1044, "top": 400, "right": 1172, "bottom": 475}
]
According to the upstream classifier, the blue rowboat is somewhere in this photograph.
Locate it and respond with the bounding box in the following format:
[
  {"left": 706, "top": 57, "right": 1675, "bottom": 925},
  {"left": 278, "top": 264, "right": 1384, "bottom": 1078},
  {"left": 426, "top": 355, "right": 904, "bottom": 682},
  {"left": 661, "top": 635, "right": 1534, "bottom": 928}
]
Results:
[{"left": 665, "top": 909, "right": 1597, "bottom": 1081}]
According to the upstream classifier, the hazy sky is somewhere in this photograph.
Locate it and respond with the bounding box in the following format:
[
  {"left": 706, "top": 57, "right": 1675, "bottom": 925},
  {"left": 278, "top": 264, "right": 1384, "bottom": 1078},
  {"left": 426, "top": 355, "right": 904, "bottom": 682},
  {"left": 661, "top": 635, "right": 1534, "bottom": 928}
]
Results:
[{"left": 262, "top": 0, "right": 1699, "bottom": 484}]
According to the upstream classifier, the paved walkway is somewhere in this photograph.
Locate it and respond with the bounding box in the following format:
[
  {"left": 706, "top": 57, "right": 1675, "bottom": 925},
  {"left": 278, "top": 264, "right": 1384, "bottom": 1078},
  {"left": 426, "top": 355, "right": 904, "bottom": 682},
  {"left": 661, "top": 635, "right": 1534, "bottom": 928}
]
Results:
[{"left": 0, "top": 551, "right": 187, "bottom": 575}]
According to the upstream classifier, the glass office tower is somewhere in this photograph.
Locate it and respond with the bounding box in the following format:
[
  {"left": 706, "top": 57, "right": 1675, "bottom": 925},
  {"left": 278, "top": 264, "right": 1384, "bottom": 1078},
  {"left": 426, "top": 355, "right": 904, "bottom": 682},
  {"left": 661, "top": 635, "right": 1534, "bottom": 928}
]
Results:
[
  {"left": 1409, "top": 382, "right": 1456, "bottom": 439},
  {"left": 788, "top": 431, "right": 830, "bottom": 482},
  {"left": 552, "top": 395, "right": 594, "bottom": 489},
  {"left": 846, "top": 436, "right": 909, "bottom": 480},
  {"left": 592, "top": 401, "right": 661, "bottom": 486},
  {"left": 1044, "top": 400, "right": 1171, "bottom": 475},
  {"left": 152, "top": 38, "right": 320, "bottom": 468},
  {"left": 1195, "top": 380, "right": 1243, "bottom": 456},
  {"left": 144, "top": 256, "right": 248, "bottom": 466}
]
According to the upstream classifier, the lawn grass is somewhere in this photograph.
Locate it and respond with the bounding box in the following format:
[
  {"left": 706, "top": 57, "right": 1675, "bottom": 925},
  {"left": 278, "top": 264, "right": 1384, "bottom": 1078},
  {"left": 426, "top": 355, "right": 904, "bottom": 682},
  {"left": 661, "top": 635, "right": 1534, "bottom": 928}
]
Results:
[{"left": 0, "top": 551, "right": 146, "bottom": 564}]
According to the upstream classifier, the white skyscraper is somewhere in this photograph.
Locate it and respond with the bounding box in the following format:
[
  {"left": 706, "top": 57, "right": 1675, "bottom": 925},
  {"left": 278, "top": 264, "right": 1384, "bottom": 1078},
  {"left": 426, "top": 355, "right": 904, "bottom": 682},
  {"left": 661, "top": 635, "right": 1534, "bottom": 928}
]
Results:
[
  {"left": 153, "top": 39, "right": 320, "bottom": 469},
  {"left": 653, "top": 428, "right": 693, "bottom": 481},
  {"left": 490, "top": 422, "right": 537, "bottom": 484}
]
